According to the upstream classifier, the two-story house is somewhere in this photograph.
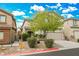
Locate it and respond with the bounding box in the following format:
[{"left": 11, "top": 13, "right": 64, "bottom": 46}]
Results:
[
  {"left": 21, "top": 18, "right": 79, "bottom": 42},
  {"left": 64, "top": 18, "right": 79, "bottom": 42},
  {"left": 21, "top": 19, "right": 31, "bottom": 33},
  {"left": 0, "top": 9, "right": 16, "bottom": 44},
  {"left": 64, "top": 18, "right": 79, "bottom": 29}
]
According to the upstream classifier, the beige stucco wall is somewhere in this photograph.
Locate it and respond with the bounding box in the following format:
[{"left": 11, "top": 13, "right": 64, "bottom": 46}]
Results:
[
  {"left": 64, "top": 20, "right": 73, "bottom": 27},
  {"left": 63, "top": 22, "right": 75, "bottom": 41},
  {"left": 22, "top": 21, "right": 30, "bottom": 33},
  {"left": 64, "top": 20, "right": 79, "bottom": 42},
  {"left": 76, "top": 21, "right": 79, "bottom": 27}
]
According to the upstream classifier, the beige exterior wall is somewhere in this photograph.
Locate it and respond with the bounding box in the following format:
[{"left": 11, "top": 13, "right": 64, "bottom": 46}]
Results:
[
  {"left": 64, "top": 19, "right": 79, "bottom": 27},
  {"left": 22, "top": 21, "right": 30, "bottom": 33},
  {"left": 76, "top": 21, "right": 79, "bottom": 27},
  {"left": 64, "top": 20, "right": 73, "bottom": 27},
  {"left": 63, "top": 23, "right": 74, "bottom": 41},
  {"left": 64, "top": 19, "right": 79, "bottom": 42}
]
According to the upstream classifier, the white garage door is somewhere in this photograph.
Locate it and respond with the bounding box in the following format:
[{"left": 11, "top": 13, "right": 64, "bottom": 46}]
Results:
[
  {"left": 47, "top": 32, "right": 65, "bottom": 40},
  {"left": 74, "top": 31, "right": 79, "bottom": 41}
]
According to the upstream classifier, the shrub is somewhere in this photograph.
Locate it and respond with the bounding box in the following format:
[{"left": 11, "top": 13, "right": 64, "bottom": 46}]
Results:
[
  {"left": 22, "top": 33, "right": 29, "bottom": 41},
  {"left": 44, "top": 39, "right": 54, "bottom": 48},
  {"left": 27, "top": 37, "right": 37, "bottom": 48}
]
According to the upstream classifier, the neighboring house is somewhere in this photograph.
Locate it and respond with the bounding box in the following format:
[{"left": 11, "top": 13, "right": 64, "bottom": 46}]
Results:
[
  {"left": 21, "top": 19, "right": 65, "bottom": 40},
  {"left": 0, "top": 9, "right": 16, "bottom": 44},
  {"left": 21, "top": 18, "right": 79, "bottom": 42},
  {"left": 21, "top": 19, "right": 33, "bottom": 38},
  {"left": 21, "top": 19, "right": 31, "bottom": 33},
  {"left": 64, "top": 18, "right": 79, "bottom": 28},
  {"left": 64, "top": 18, "right": 79, "bottom": 42}
]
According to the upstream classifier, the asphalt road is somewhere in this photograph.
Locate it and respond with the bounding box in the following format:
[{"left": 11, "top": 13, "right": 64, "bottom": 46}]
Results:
[{"left": 27, "top": 48, "right": 79, "bottom": 56}]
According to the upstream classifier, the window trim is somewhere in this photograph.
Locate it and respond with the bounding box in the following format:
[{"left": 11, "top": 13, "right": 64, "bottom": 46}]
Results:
[
  {"left": 0, "top": 15, "right": 6, "bottom": 23},
  {"left": 0, "top": 32, "right": 4, "bottom": 40}
]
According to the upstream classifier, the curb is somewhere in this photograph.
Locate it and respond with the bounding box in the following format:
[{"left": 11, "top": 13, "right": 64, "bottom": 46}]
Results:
[{"left": 0, "top": 48, "right": 59, "bottom": 56}]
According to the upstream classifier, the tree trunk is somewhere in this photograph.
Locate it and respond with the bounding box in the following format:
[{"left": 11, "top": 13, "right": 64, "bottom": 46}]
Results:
[{"left": 43, "top": 30, "right": 47, "bottom": 40}]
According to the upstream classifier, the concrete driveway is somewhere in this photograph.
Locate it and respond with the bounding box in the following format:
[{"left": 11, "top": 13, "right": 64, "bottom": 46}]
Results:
[
  {"left": 54, "top": 40, "right": 79, "bottom": 50},
  {"left": 28, "top": 40, "right": 79, "bottom": 56}
]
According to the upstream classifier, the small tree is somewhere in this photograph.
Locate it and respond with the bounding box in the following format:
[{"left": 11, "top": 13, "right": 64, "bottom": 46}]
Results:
[
  {"left": 22, "top": 33, "right": 29, "bottom": 41},
  {"left": 31, "top": 11, "right": 64, "bottom": 38}
]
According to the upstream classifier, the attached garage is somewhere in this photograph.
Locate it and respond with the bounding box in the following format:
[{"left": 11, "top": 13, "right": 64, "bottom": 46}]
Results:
[
  {"left": 74, "top": 30, "right": 79, "bottom": 42},
  {"left": 47, "top": 31, "right": 65, "bottom": 40}
]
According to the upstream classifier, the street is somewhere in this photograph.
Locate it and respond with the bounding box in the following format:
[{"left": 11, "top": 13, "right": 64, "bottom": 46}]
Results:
[{"left": 27, "top": 48, "right": 79, "bottom": 56}]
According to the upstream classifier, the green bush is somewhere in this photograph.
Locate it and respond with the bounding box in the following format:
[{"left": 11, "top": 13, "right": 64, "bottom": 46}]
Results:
[
  {"left": 22, "top": 33, "right": 29, "bottom": 41},
  {"left": 44, "top": 39, "right": 54, "bottom": 48},
  {"left": 27, "top": 37, "right": 37, "bottom": 48}
]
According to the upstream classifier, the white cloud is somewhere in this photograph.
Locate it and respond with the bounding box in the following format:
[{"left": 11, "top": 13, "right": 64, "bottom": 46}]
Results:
[
  {"left": 46, "top": 5, "right": 58, "bottom": 9},
  {"left": 62, "top": 9, "right": 70, "bottom": 13},
  {"left": 67, "top": 14, "right": 74, "bottom": 18},
  {"left": 29, "top": 11, "right": 33, "bottom": 14},
  {"left": 59, "top": 7, "right": 63, "bottom": 10},
  {"left": 62, "top": 6, "right": 78, "bottom": 13},
  {"left": 50, "top": 6, "right": 58, "bottom": 9},
  {"left": 45, "top": 5, "right": 49, "bottom": 7},
  {"left": 31, "top": 4, "right": 45, "bottom": 11},
  {"left": 61, "top": 14, "right": 74, "bottom": 18},
  {"left": 22, "top": 15, "right": 29, "bottom": 18},
  {"left": 12, "top": 11, "right": 25, "bottom": 16},
  {"left": 57, "top": 3, "right": 61, "bottom": 7},
  {"left": 68, "top": 6, "right": 77, "bottom": 11},
  {"left": 46, "top": 3, "right": 61, "bottom": 9}
]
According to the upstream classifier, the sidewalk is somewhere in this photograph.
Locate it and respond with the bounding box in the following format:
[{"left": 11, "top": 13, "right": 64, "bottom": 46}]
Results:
[{"left": 0, "top": 41, "right": 59, "bottom": 56}]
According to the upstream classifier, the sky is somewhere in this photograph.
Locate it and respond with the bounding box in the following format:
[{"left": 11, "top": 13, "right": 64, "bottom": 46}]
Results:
[{"left": 0, "top": 3, "right": 79, "bottom": 28}]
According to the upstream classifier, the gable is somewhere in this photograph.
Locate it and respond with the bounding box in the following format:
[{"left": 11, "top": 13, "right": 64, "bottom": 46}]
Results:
[{"left": 0, "top": 9, "right": 16, "bottom": 29}]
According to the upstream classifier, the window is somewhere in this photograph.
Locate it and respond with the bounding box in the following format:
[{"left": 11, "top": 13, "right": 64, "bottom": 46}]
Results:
[
  {"left": 0, "top": 15, "right": 6, "bottom": 22},
  {"left": 73, "top": 20, "right": 77, "bottom": 26},
  {"left": 0, "top": 32, "right": 4, "bottom": 40}
]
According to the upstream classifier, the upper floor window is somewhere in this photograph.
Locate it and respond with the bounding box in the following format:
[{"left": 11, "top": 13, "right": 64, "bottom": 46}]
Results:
[
  {"left": 0, "top": 15, "right": 6, "bottom": 22},
  {"left": 73, "top": 20, "right": 77, "bottom": 26}
]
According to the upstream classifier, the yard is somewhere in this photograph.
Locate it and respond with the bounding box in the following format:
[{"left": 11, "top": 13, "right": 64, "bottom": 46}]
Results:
[{"left": 0, "top": 40, "right": 79, "bottom": 56}]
